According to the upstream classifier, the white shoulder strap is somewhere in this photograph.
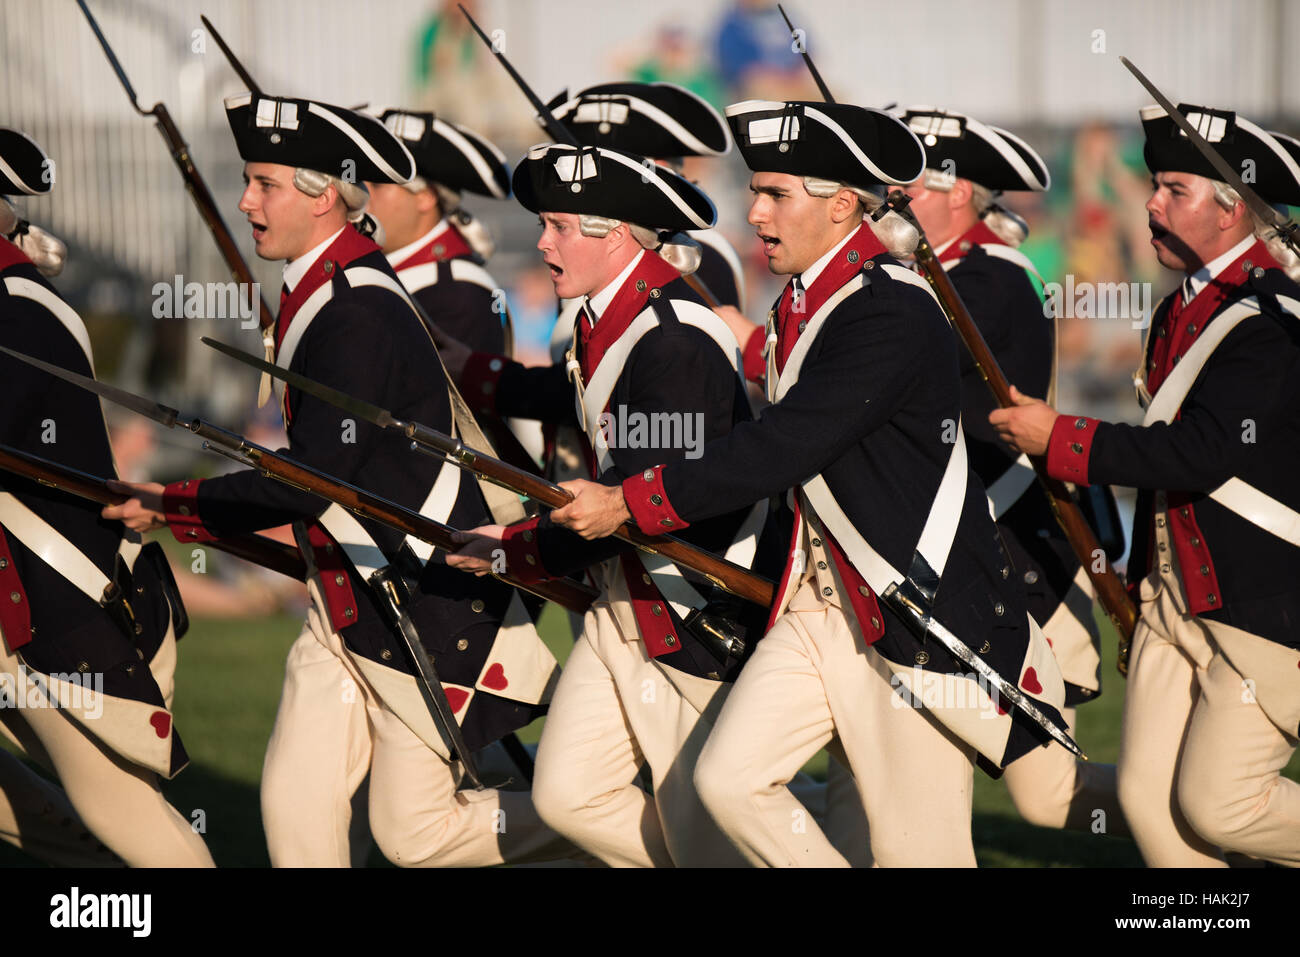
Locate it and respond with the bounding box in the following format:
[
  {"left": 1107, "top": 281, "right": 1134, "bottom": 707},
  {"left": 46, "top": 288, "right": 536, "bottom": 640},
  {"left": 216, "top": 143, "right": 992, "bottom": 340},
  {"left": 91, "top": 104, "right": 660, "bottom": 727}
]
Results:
[
  {"left": 3, "top": 276, "right": 95, "bottom": 373},
  {"left": 395, "top": 261, "right": 440, "bottom": 294},
  {"left": 0, "top": 491, "right": 110, "bottom": 603},
  {"left": 1143, "top": 293, "right": 1300, "bottom": 548},
  {"left": 448, "top": 259, "right": 497, "bottom": 292}
]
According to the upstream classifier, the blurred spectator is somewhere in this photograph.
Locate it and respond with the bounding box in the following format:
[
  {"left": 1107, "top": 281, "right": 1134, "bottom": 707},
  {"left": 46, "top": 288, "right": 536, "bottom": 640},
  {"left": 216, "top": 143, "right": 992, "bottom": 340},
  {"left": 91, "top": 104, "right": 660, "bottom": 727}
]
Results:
[
  {"left": 410, "top": 0, "right": 535, "bottom": 143},
  {"left": 508, "top": 264, "right": 563, "bottom": 366},
  {"left": 621, "top": 25, "right": 726, "bottom": 108},
  {"left": 712, "top": 0, "right": 817, "bottom": 101}
]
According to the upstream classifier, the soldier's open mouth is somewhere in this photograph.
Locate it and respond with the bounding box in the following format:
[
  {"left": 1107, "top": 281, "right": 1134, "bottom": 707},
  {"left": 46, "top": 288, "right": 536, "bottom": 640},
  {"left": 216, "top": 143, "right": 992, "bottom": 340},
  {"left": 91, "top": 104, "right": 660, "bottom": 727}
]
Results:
[
  {"left": 759, "top": 233, "right": 779, "bottom": 254},
  {"left": 250, "top": 221, "right": 267, "bottom": 241}
]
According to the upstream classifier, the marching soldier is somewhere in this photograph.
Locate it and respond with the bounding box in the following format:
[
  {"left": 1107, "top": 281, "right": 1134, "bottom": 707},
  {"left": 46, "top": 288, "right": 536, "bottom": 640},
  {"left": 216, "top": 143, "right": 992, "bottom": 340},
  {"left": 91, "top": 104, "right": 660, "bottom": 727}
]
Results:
[
  {"left": 993, "top": 102, "right": 1300, "bottom": 867},
  {"left": 367, "top": 109, "right": 512, "bottom": 356},
  {"left": 105, "top": 94, "right": 575, "bottom": 868},
  {"left": 551, "top": 99, "right": 1072, "bottom": 866},
  {"left": 896, "top": 107, "right": 1126, "bottom": 836},
  {"left": 447, "top": 140, "right": 775, "bottom": 866},
  {"left": 548, "top": 80, "right": 749, "bottom": 312},
  {"left": 0, "top": 127, "right": 212, "bottom": 866}
]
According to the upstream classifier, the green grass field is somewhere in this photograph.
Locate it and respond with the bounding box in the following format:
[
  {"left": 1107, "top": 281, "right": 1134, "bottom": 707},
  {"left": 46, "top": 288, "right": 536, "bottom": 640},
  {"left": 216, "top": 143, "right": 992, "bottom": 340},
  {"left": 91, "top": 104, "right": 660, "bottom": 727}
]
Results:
[{"left": 3, "top": 600, "right": 1296, "bottom": 867}]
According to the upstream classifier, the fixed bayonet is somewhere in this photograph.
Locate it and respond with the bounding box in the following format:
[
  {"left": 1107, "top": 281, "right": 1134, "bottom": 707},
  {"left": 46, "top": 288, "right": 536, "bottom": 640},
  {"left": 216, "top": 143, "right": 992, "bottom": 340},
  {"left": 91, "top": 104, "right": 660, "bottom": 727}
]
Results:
[
  {"left": 200, "top": 15, "right": 264, "bottom": 95},
  {"left": 1120, "top": 55, "right": 1300, "bottom": 255}
]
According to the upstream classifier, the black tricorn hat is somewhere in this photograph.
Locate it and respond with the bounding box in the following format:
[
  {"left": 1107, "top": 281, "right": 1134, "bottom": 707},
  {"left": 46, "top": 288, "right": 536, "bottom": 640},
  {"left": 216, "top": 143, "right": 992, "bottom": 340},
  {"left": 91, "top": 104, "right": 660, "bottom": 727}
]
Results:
[
  {"left": 725, "top": 99, "right": 924, "bottom": 189},
  {"left": 512, "top": 143, "right": 716, "bottom": 231},
  {"left": 0, "top": 128, "right": 52, "bottom": 196},
  {"left": 1141, "top": 103, "right": 1300, "bottom": 207},
  {"left": 225, "top": 93, "right": 415, "bottom": 184},
  {"left": 547, "top": 81, "right": 730, "bottom": 158},
  {"left": 379, "top": 109, "right": 510, "bottom": 198},
  {"left": 902, "top": 107, "right": 1050, "bottom": 192}
]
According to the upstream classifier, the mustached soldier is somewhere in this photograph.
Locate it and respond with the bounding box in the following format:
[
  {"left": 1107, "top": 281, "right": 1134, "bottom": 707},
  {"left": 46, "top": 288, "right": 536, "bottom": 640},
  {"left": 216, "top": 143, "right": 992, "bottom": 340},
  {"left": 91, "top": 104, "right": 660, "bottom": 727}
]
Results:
[
  {"left": 554, "top": 100, "right": 1072, "bottom": 866},
  {"left": 994, "top": 103, "right": 1300, "bottom": 866},
  {"left": 448, "top": 141, "right": 779, "bottom": 866},
  {"left": 106, "top": 94, "right": 574, "bottom": 868},
  {"left": 0, "top": 128, "right": 211, "bottom": 866},
  {"left": 895, "top": 106, "right": 1126, "bottom": 836}
]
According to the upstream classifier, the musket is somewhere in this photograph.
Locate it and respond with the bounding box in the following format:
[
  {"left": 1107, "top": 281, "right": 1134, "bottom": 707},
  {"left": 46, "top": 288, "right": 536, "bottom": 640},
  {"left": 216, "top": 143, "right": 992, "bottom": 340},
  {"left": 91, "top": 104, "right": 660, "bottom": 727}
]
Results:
[
  {"left": 780, "top": 13, "right": 1138, "bottom": 672},
  {"left": 75, "top": 0, "right": 273, "bottom": 338},
  {"left": 0, "top": 442, "right": 306, "bottom": 581},
  {"left": 0, "top": 346, "right": 596, "bottom": 617},
  {"left": 201, "top": 336, "right": 779, "bottom": 610},
  {"left": 456, "top": 4, "right": 723, "bottom": 310}
]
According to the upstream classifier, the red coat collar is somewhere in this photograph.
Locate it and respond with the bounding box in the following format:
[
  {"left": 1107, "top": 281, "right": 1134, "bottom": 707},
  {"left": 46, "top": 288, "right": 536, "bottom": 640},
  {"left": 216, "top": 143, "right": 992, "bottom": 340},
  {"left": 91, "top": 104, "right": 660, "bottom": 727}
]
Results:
[
  {"left": 936, "top": 220, "right": 1005, "bottom": 265},
  {"left": 0, "top": 239, "right": 33, "bottom": 272},
  {"left": 277, "top": 227, "right": 381, "bottom": 353},
  {"left": 776, "top": 223, "right": 888, "bottom": 372},
  {"left": 579, "top": 250, "right": 682, "bottom": 380},
  {"left": 389, "top": 222, "right": 475, "bottom": 271},
  {"left": 1146, "top": 238, "right": 1278, "bottom": 394}
]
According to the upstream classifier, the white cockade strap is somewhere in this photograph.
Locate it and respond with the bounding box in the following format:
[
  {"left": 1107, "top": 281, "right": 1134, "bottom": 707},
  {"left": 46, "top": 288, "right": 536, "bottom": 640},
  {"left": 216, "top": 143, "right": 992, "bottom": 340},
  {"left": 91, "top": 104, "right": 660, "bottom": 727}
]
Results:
[{"left": 1140, "top": 293, "right": 1300, "bottom": 548}]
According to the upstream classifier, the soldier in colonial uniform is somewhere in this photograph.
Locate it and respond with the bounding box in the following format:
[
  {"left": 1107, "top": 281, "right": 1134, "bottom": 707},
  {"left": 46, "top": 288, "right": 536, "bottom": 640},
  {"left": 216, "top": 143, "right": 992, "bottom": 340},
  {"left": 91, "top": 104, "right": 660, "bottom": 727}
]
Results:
[
  {"left": 447, "top": 140, "right": 776, "bottom": 866},
  {"left": 552, "top": 100, "right": 1072, "bottom": 866},
  {"left": 993, "top": 103, "right": 1300, "bottom": 867},
  {"left": 367, "top": 109, "right": 512, "bottom": 356},
  {"left": 105, "top": 94, "right": 575, "bottom": 868},
  {"left": 547, "top": 81, "right": 749, "bottom": 312},
  {"left": 0, "top": 127, "right": 212, "bottom": 866},
  {"left": 896, "top": 107, "right": 1126, "bottom": 836}
]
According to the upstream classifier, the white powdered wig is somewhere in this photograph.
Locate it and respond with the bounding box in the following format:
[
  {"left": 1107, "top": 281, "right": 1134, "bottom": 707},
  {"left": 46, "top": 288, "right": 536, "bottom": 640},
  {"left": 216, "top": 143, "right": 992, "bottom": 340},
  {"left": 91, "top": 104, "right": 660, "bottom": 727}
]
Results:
[
  {"left": 0, "top": 198, "right": 67, "bottom": 276},
  {"left": 293, "top": 168, "right": 370, "bottom": 223},
  {"left": 1211, "top": 180, "right": 1300, "bottom": 280},
  {"left": 577, "top": 215, "right": 702, "bottom": 274},
  {"left": 801, "top": 176, "right": 918, "bottom": 257},
  {"left": 970, "top": 183, "right": 1030, "bottom": 248}
]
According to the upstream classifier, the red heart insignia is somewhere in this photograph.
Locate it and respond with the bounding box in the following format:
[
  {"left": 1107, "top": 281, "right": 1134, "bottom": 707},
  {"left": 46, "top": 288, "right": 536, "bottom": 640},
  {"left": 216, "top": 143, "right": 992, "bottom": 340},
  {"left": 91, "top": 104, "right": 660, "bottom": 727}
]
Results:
[
  {"left": 149, "top": 711, "right": 171, "bottom": 739},
  {"left": 481, "top": 663, "right": 508, "bottom": 691},
  {"left": 444, "top": 687, "right": 469, "bottom": 714},
  {"left": 1021, "top": 667, "right": 1042, "bottom": 695},
  {"left": 1046, "top": 637, "right": 1054, "bottom": 649}
]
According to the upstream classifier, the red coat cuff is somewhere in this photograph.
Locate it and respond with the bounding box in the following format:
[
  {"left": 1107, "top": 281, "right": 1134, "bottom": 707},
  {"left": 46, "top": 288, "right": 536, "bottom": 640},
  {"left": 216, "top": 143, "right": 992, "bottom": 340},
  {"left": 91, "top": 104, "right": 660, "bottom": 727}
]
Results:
[
  {"left": 163, "top": 479, "right": 219, "bottom": 544},
  {"left": 622, "top": 466, "right": 689, "bottom": 535},
  {"left": 1045, "top": 415, "right": 1099, "bottom": 486},
  {"left": 460, "top": 352, "right": 512, "bottom": 417},
  {"left": 741, "top": 325, "right": 767, "bottom": 384},
  {"left": 501, "top": 517, "right": 549, "bottom": 584}
]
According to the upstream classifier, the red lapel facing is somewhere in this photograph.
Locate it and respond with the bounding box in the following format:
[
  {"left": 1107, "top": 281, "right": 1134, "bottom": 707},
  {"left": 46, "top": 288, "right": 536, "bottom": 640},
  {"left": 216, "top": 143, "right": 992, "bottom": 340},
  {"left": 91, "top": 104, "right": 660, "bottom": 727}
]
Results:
[
  {"left": 275, "top": 227, "right": 382, "bottom": 354},
  {"left": 0, "top": 239, "right": 33, "bottom": 272},
  {"left": 776, "top": 223, "right": 887, "bottom": 374},
  {"left": 936, "top": 220, "right": 1005, "bottom": 265},
  {"left": 1147, "top": 239, "right": 1278, "bottom": 394},
  {"left": 389, "top": 222, "right": 475, "bottom": 272},
  {"left": 579, "top": 250, "right": 682, "bottom": 380}
]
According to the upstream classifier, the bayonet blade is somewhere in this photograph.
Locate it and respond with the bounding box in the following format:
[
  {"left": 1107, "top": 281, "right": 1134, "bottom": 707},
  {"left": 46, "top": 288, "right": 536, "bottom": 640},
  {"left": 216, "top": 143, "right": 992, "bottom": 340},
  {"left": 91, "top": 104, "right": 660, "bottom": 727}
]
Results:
[
  {"left": 458, "top": 4, "right": 580, "bottom": 147},
  {"left": 0, "top": 346, "right": 180, "bottom": 429},
  {"left": 777, "top": 4, "right": 836, "bottom": 104},
  {"left": 200, "top": 336, "right": 397, "bottom": 430},
  {"left": 200, "top": 14, "right": 263, "bottom": 95},
  {"left": 928, "top": 615, "right": 1085, "bottom": 758},
  {"left": 76, "top": 0, "right": 147, "bottom": 115},
  {"left": 1120, "top": 55, "right": 1299, "bottom": 251}
]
